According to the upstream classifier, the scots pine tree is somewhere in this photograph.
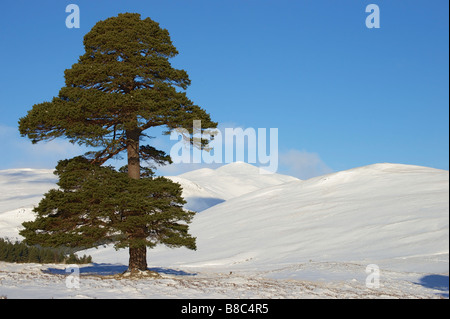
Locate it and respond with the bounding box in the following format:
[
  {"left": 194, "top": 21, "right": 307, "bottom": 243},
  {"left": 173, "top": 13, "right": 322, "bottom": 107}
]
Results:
[{"left": 18, "top": 13, "right": 216, "bottom": 272}]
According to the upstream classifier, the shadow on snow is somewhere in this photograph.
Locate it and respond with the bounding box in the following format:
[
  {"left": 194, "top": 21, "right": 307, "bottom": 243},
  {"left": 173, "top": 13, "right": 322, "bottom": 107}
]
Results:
[
  {"left": 184, "top": 196, "right": 225, "bottom": 212},
  {"left": 44, "top": 263, "right": 197, "bottom": 277},
  {"left": 416, "top": 275, "right": 449, "bottom": 298}
]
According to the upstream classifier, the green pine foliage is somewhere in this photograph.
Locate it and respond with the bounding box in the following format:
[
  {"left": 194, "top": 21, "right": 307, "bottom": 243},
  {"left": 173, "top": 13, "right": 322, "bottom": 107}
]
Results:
[
  {"left": 20, "top": 156, "right": 196, "bottom": 252},
  {"left": 18, "top": 13, "right": 217, "bottom": 166},
  {"left": 0, "top": 238, "right": 92, "bottom": 264}
]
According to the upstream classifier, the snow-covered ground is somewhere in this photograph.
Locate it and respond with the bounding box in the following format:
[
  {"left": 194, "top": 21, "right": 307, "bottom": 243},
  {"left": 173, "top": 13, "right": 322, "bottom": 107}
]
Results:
[{"left": 0, "top": 162, "right": 448, "bottom": 299}]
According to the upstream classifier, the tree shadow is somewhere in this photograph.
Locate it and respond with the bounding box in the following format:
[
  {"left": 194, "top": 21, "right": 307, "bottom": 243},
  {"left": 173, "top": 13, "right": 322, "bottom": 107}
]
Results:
[
  {"left": 44, "top": 263, "right": 197, "bottom": 277},
  {"left": 416, "top": 275, "right": 449, "bottom": 298},
  {"left": 185, "top": 197, "right": 225, "bottom": 212},
  {"left": 149, "top": 267, "right": 196, "bottom": 276}
]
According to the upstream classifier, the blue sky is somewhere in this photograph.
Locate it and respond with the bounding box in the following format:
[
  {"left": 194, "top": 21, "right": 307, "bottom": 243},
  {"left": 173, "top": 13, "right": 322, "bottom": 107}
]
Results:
[{"left": 0, "top": 0, "right": 448, "bottom": 179}]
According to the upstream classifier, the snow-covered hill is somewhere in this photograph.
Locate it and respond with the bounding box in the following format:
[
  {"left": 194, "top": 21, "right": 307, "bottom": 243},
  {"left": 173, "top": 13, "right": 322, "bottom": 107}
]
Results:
[
  {"left": 0, "top": 162, "right": 448, "bottom": 298},
  {"left": 166, "top": 161, "right": 299, "bottom": 211},
  {"left": 156, "top": 163, "right": 449, "bottom": 273},
  {"left": 0, "top": 168, "right": 55, "bottom": 239}
]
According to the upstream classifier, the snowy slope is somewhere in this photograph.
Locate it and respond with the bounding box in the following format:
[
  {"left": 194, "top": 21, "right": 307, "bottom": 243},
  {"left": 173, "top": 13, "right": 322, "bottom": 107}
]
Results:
[
  {"left": 0, "top": 162, "right": 448, "bottom": 298},
  {"left": 0, "top": 169, "right": 56, "bottom": 239},
  {"left": 163, "top": 163, "right": 448, "bottom": 273},
  {"left": 166, "top": 161, "right": 299, "bottom": 211},
  {"left": 84, "top": 164, "right": 448, "bottom": 279}
]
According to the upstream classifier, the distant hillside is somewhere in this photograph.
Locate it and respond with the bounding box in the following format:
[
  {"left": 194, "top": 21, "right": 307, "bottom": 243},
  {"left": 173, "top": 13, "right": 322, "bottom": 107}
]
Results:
[{"left": 166, "top": 161, "right": 299, "bottom": 211}]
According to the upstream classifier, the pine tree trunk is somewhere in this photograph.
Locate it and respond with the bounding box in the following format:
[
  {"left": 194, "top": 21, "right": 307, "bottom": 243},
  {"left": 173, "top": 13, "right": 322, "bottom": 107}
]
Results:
[
  {"left": 128, "top": 246, "right": 147, "bottom": 271},
  {"left": 125, "top": 128, "right": 148, "bottom": 272},
  {"left": 126, "top": 128, "right": 141, "bottom": 180}
]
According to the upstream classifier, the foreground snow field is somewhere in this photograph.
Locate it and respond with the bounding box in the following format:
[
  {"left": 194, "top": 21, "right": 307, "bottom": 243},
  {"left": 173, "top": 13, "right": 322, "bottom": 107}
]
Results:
[
  {"left": 0, "top": 162, "right": 448, "bottom": 299},
  {"left": 0, "top": 261, "right": 447, "bottom": 299}
]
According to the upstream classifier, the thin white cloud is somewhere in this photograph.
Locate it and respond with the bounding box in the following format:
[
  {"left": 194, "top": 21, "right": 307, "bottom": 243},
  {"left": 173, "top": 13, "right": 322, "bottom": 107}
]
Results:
[
  {"left": 279, "top": 149, "right": 333, "bottom": 180},
  {"left": 0, "top": 124, "right": 87, "bottom": 169}
]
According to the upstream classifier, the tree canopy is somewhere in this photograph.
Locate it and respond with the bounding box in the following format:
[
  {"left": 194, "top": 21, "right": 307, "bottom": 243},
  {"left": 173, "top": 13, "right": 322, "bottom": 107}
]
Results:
[{"left": 18, "top": 13, "right": 215, "bottom": 272}]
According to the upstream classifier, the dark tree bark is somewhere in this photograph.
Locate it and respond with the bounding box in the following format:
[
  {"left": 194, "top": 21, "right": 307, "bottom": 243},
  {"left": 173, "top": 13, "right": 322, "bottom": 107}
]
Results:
[
  {"left": 128, "top": 246, "right": 147, "bottom": 272},
  {"left": 126, "top": 127, "right": 148, "bottom": 271},
  {"left": 126, "top": 128, "right": 141, "bottom": 180}
]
